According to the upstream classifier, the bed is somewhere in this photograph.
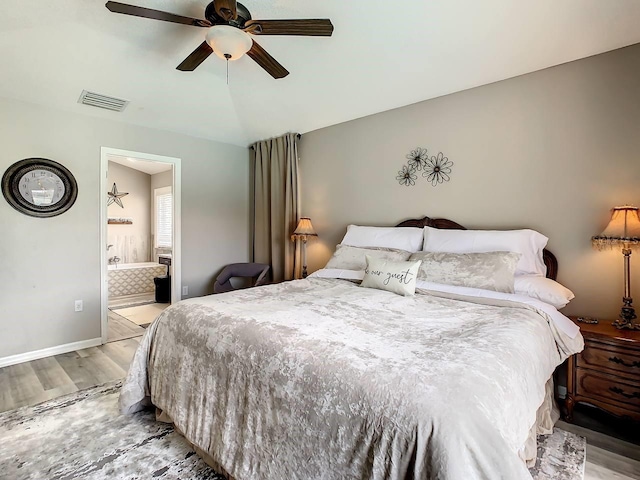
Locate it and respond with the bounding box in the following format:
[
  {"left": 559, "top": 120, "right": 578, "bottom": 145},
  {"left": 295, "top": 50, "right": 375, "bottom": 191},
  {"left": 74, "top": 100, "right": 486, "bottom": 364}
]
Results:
[{"left": 120, "top": 215, "right": 584, "bottom": 480}]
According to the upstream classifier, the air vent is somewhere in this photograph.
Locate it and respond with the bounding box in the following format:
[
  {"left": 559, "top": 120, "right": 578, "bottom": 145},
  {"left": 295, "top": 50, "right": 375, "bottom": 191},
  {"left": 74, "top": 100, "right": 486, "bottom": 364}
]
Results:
[{"left": 78, "top": 90, "right": 129, "bottom": 112}]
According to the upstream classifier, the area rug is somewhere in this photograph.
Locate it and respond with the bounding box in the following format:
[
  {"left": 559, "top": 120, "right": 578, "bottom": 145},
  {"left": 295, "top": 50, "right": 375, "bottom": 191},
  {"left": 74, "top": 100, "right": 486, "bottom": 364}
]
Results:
[
  {"left": 0, "top": 381, "right": 586, "bottom": 480},
  {"left": 529, "top": 428, "right": 586, "bottom": 480}
]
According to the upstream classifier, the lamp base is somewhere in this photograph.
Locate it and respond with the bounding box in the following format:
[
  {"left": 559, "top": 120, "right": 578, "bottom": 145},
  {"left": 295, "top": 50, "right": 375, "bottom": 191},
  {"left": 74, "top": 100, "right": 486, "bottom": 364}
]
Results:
[{"left": 612, "top": 298, "right": 640, "bottom": 330}]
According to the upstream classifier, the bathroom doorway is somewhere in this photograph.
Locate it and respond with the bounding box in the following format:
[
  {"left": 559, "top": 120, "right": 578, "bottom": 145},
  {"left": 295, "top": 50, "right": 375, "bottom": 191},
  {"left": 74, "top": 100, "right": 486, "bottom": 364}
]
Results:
[{"left": 100, "top": 148, "right": 181, "bottom": 344}]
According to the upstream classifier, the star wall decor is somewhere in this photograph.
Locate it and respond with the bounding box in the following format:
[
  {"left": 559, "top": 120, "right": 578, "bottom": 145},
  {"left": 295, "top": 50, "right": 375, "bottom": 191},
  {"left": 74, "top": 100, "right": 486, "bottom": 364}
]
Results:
[{"left": 107, "top": 183, "right": 129, "bottom": 208}]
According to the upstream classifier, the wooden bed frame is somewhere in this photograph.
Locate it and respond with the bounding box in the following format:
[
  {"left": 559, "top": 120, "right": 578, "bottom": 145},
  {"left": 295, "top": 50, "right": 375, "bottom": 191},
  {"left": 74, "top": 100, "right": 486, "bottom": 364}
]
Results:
[{"left": 396, "top": 215, "right": 558, "bottom": 280}]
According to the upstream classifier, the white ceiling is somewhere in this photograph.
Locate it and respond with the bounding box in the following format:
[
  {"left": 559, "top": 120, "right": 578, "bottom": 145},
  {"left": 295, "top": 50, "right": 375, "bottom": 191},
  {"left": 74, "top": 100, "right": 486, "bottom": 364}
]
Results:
[
  {"left": 108, "top": 154, "right": 172, "bottom": 175},
  {"left": 1, "top": 1, "right": 639, "bottom": 147}
]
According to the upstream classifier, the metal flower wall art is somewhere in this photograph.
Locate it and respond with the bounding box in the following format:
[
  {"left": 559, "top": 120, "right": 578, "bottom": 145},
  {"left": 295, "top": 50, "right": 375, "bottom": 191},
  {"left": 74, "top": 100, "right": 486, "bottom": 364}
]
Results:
[
  {"left": 397, "top": 147, "right": 453, "bottom": 187},
  {"left": 424, "top": 152, "right": 453, "bottom": 186},
  {"left": 396, "top": 165, "right": 417, "bottom": 186},
  {"left": 406, "top": 147, "right": 429, "bottom": 172}
]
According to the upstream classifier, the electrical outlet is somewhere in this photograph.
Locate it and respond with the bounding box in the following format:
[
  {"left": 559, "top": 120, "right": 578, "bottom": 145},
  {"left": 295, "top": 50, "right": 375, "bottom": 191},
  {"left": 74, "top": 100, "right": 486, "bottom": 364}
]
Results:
[
  {"left": 557, "top": 385, "right": 567, "bottom": 399},
  {"left": 182, "top": 286, "right": 188, "bottom": 296},
  {"left": 74, "top": 300, "right": 83, "bottom": 312}
]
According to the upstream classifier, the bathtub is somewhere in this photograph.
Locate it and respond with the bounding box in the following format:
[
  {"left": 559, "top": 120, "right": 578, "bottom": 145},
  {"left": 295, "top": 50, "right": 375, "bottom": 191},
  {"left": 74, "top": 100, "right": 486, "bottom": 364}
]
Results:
[
  {"left": 108, "top": 262, "right": 167, "bottom": 298},
  {"left": 108, "top": 262, "right": 162, "bottom": 271}
]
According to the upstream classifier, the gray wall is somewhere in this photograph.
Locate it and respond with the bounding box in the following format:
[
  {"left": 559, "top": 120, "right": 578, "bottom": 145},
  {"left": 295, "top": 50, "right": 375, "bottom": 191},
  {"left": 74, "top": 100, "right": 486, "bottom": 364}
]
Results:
[
  {"left": 300, "top": 44, "right": 640, "bottom": 319},
  {"left": 151, "top": 170, "right": 172, "bottom": 191},
  {"left": 0, "top": 96, "right": 250, "bottom": 359},
  {"left": 107, "top": 161, "right": 152, "bottom": 264}
]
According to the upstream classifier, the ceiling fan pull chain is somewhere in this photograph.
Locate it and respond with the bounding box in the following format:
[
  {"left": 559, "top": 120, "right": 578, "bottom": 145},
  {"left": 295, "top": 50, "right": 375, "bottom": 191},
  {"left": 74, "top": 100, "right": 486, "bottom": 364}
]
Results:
[{"left": 225, "top": 53, "right": 231, "bottom": 85}]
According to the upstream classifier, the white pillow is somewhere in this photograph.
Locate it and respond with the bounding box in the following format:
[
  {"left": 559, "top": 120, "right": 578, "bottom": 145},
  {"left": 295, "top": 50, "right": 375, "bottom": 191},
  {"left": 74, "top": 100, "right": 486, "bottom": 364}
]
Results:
[
  {"left": 422, "top": 226, "right": 548, "bottom": 277},
  {"left": 360, "top": 256, "right": 422, "bottom": 296},
  {"left": 341, "top": 225, "right": 424, "bottom": 252},
  {"left": 514, "top": 276, "right": 575, "bottom": 309}
]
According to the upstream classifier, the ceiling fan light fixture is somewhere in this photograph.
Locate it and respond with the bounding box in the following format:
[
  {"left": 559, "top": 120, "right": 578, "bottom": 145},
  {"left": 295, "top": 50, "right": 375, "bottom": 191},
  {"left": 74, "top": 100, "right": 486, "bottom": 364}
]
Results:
[{"left": 205, "top": 25, "right": 252, "bottom": 61}]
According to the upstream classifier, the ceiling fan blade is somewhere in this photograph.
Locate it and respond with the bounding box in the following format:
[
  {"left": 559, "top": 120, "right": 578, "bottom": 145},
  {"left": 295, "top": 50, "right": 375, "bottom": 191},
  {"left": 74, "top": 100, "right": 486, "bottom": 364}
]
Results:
[
  {"left": 244, "top": 19, "right": 333, "bottom": 36},
  {"left": 105, "top": 1, "right": 212, "bottom": 27},
  {"left": 176, "top": 42, "right": 214, "bottom": 71},
  {"left": 246, "top": 40, "right": 289, "bottom": 79}
]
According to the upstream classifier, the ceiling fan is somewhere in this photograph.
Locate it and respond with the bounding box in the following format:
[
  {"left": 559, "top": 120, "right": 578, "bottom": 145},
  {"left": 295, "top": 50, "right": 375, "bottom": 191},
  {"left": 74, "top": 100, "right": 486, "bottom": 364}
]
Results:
[{"left": 105, "top": 1, "right": 334, "bottom": 79}]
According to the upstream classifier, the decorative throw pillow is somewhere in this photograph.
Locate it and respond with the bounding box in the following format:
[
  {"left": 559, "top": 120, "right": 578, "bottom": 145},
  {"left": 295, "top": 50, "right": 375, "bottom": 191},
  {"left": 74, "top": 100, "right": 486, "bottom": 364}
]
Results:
[
  {"left": 409, "top": 251, "right": 520, "bottom": 293},
  {"left": 422, "top": 226, "right": 548, "bottom": 277},
  {"left": 360, "top": 256, "right": 422, "bottom": 296},
  {"left": 324, "top": 244, "right": 412, "bottom": 271}
]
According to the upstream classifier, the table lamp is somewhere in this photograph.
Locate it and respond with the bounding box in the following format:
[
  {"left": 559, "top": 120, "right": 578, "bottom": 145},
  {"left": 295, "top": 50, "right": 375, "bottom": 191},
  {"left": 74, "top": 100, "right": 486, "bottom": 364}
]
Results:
[
  {"left": 592, "top": 205, "right": 640, "bottom": 330},
  {"left": 292, "top": 217, "right": 317, "bottom": 278}
]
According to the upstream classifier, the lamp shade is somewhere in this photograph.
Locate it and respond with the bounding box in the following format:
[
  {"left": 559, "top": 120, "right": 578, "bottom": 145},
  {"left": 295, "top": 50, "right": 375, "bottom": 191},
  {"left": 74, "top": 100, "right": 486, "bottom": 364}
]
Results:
[
  {"left": 292, "top": 217, "right": 317, "bottom": 237},
  {"left": 205, "top": 25, "right": 253, "bottom": 61},
  {"left": 592, "top": 206, "right": 640, "bottom": 249}
]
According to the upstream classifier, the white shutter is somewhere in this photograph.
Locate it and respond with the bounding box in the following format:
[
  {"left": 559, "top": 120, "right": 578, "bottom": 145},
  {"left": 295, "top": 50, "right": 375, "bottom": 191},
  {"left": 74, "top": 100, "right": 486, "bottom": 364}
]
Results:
[{"left": 155, "top": 187, "right": 172, "bottom": 248}]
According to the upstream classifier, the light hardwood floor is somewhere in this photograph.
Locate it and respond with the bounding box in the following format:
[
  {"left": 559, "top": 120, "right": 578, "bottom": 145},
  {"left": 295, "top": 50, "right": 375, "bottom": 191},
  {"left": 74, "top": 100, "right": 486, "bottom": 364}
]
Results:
[
  {"left": 108, "top": 292, "right": 156, "bottom": 308},
  {"left": 557, "top": 420, "right": 640, "bottom": 480},
  {"left": 107, "top": 310, "right": 146, "bottom": 342},
  {"left": 0, "top": 336, "right": 140, "bottom": 412},
  {"left": 1, "top": 340, "right": 638, "bottom": 479},
  {"left": 113, "top": 303, "right": 169, "bottom": 326},
  {"left": 108, "top": 293, "right": 170, "bottom": 331}
]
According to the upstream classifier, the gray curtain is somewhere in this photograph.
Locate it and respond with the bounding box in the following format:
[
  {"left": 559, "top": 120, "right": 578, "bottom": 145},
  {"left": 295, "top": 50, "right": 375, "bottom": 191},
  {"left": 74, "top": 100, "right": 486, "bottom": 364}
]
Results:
[{"left": 252, "top": 133, "right": 300, "bottom": 282}]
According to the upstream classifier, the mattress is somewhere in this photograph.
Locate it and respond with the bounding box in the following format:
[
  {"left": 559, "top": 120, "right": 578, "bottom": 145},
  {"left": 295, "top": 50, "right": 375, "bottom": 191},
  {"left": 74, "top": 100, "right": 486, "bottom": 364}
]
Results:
[{"left": 120, "top": 277, "right": 583, "bottom": 480}]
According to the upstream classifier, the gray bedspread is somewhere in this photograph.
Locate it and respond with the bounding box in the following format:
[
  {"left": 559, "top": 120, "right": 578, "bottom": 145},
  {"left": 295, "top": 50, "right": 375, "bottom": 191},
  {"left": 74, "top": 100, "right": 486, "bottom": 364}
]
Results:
[{"left": 120, "top": 278, "right": 584, "bottom": 480}]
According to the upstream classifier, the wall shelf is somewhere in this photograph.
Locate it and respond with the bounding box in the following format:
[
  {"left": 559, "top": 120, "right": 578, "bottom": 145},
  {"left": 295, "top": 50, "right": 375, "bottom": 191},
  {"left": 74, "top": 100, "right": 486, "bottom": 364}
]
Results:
[{"left": 108, "top": 218, "right": 133, "bottom": 225}]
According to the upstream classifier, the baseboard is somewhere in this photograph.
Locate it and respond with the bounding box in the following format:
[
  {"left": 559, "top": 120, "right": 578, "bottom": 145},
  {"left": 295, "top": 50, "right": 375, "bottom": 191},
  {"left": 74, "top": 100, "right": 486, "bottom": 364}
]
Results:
[{"left": 0, "top": 337, "right": 103, "bottom": 368}]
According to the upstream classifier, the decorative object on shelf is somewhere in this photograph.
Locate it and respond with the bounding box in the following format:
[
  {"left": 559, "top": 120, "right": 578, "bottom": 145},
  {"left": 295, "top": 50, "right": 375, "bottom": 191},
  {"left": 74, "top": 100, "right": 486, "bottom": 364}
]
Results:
[
  {"left": 1, "top": 158, "right": 78, "bottom": 218},
  {"left": 107, "top": 183, "right": 129, "bottom": 208},
  {"left": 423, "top": 152, "right": 453, "bottom": 186},
  {"left": 576, "top": 316, "right": 599, "bottom": 324},
  {"left": 396, "top": 165, "right": 417, "bottom": 186},
  {"left": 108, "top": 217, "right": 133, "bottom": 225},
  {"left": 291, "top": 217, "right": 317, "bottom": 278},
  {"left": 397, "top": 148, "right": 453, "bottom": 187},
  {"left": 592, "top": 205, "right": 640, "bottom": 330}
]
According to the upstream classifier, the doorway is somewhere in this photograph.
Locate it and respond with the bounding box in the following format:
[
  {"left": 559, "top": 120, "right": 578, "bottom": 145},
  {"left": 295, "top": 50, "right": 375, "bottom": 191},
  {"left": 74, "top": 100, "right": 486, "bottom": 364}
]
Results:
[{"left": 100, "top": 147, "right": 181, "bottom": 344}]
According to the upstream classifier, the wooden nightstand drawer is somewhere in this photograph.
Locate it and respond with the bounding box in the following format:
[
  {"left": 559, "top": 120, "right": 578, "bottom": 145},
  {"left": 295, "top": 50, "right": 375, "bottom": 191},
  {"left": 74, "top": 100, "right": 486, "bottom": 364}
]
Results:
[
  {"left": 577, "top": 342, "right": 640, "bottom": 380},
  {"left": 575, "top": 369, "right": 640, "bottom": 410},
  {"left": 565, "top": 317, "right": 640, "bottom": 422}
]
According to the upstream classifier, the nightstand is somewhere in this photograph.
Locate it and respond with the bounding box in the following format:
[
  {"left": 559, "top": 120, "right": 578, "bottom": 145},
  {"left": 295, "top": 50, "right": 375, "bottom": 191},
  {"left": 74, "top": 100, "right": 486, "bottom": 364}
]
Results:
[{"left": 565, "top": 316, "right": 640, "bottom": 422}]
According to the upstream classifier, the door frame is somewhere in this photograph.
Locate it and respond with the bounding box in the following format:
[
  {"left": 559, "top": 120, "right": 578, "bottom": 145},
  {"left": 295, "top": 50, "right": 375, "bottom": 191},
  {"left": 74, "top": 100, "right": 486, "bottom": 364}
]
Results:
[{"left": 100, "top": 147, "right": 182, "bottom": 343}]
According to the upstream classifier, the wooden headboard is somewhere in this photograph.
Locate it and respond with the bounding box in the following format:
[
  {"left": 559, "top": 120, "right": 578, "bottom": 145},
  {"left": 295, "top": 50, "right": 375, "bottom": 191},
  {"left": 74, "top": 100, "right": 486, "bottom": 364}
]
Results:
[{"left": 396, "top": 216, "right": 558, "bottom": 280}]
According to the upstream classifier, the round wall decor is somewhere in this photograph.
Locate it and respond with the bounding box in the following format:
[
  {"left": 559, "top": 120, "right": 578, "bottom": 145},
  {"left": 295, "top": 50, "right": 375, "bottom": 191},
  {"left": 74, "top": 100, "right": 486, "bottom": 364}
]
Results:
[{"left": 2, "top": 158, "right": 78, "bottom": 217}]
